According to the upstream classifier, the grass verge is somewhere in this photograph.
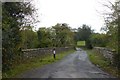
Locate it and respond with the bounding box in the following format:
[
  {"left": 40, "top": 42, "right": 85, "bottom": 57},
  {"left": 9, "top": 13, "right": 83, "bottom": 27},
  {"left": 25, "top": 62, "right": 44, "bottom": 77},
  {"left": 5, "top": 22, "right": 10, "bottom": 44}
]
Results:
[
  {"left": 77, "top": 41, "right": 85, "bottom": 46},
  {"left": 86, "top": 49, "right": 119, "bottom": 78},
  {"left": 3, "top": 50, "right": 75, "bottom": 78}
]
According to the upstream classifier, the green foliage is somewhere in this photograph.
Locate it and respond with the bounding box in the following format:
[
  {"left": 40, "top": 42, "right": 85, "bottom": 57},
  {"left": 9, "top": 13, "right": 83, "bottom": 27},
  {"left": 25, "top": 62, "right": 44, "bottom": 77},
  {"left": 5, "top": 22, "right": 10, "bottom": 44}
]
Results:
[
  {"left": 76, "top": 24, "right": 93, "bottom": 49},
  {"left": 107, "top": 25, "right": 118, "bottom": 50},
  {"left": 90, "top": 33, "right": 108, "bottom": 47},
  {"left": 76, "top": 24, "right": 93, "bottom": 41},
  {"left": 2, "top": 2, "right": 35, "bottom": 72},
  {"left": 21, "top": 28, "right": 39, "bottom": 49},
  {"left": 52, "top": 23, "right": 75, "bottom": 47},
  {"left": 37, "top": 27, "right": 53, "bottom": 48},
  {"left": 37, "top": 23, "right": 75, "bottom": 48},
  {"left": 102, "top": 1, "right": 120, "bottom": 69},
  {"left": 77, "top": 41, "right": 85, "bottom": 47}
]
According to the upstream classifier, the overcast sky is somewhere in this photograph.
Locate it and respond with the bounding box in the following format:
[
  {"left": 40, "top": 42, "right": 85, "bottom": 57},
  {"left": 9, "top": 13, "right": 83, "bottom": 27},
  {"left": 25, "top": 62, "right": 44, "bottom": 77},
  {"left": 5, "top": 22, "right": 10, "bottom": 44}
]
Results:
[{"left": 32, "top": 0, "right": 114, "bottom": 33}]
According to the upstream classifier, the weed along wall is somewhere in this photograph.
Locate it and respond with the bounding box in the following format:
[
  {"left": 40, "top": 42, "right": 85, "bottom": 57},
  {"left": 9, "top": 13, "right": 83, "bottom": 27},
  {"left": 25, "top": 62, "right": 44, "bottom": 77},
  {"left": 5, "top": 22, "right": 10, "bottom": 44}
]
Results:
[
  {"left": 22, "top": 47, "right": 73, "bottom": 60},
  {"left": 93, "top": 47, "right": 116, "bottom": 64}
]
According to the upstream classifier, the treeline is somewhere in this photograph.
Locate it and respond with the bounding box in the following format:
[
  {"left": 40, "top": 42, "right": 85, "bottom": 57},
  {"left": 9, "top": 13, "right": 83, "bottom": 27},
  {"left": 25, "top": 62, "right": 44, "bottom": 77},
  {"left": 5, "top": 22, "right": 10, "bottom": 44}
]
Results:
[
  {"left": 21, "top": 23, "right": 75, "bottom": 49},
  {"left": 74, "top": 24, "right": 93, "bottom": 49},
  {"left": 74, "top": 25, "right": 111, "bottom": 48}
]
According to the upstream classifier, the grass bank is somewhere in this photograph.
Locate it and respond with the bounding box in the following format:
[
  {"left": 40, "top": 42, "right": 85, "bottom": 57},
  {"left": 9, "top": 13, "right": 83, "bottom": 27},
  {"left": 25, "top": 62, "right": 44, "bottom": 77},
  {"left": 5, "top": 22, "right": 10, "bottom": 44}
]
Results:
[
  {"left": 86, "top": 49, "right": 119, "bottom": 78},
  {"left": 3, "top": 50, "right": 75, "bottom": 78}
]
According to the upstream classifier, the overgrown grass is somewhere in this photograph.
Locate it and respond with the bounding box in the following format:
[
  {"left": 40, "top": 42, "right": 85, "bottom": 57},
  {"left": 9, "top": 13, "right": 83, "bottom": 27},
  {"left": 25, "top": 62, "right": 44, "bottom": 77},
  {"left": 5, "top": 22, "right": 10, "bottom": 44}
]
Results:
[
  {"left": 86, "top": 49, "right": 119, "bottom": 78},
  {"left": 77, "top": 41, "right": 85, "bottom": 46},
  {"left": 3, "top": 50, "right": 75, "bottom": 78}
]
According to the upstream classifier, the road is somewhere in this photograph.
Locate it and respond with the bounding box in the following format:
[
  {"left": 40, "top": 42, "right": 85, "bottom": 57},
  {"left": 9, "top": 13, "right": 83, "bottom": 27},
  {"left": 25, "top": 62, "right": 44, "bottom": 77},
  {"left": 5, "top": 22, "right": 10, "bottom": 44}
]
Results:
[{"left": 16, "top": 49, "right": 113, "bottom": 78}]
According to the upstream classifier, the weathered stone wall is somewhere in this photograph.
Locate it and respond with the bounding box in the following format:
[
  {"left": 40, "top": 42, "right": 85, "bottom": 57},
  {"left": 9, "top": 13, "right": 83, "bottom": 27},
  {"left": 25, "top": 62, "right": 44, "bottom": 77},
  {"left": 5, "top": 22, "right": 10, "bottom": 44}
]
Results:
[
  {"left": 22, "top": 47, "right": 73, "bottom": 60},
  {"left": 93, "top": 47, "right": 116, "bottom": 62}
]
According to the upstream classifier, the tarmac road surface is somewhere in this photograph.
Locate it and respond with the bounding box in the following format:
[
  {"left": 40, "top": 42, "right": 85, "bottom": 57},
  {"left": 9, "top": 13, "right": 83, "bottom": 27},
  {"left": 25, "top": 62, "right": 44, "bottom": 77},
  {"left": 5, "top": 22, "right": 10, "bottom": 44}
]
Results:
[{"left": 16, "top": 48, "right": 114, "bottom": 78}]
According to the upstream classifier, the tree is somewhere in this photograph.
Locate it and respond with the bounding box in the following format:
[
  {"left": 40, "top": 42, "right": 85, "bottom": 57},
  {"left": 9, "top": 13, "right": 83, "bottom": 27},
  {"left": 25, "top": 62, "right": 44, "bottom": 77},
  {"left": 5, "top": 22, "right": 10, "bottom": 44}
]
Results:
[
  {"left": 102, "top": 0, "right": 120, "bottom": 73},
  {"left": 21, "top": 27, "right": 39, "bottom": 49},
  {"left": 76, "top": 24, "right": 93, "bottom": 48},
  {"left": 90, "top": 33, "right": 108, "bottom": 47},
  {"left": 102, "top": 0, "right": 119, "bottom": 50},
  {"left": 37, "top": 27, "right": 53, "bottom": 48},
  {"left": 52, "top": 23, "right": 75, "bottom": 47},
  {"left": 2, "top": 2, "right": 35, "bottom": 72}
]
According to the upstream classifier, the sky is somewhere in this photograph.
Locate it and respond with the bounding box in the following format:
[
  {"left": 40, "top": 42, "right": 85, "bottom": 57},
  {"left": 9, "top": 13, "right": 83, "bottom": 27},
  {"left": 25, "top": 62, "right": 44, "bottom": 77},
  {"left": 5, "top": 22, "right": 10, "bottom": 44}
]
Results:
[{"left": 31, "top": 0, "right": 115, "bottom": 33}]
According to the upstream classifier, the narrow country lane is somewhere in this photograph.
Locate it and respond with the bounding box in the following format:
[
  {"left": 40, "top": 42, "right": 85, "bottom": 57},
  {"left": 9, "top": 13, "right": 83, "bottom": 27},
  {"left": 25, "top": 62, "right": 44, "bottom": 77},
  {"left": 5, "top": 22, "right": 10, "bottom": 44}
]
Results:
[{"left": 16, "top": 49, "right": 113, "bottom": 78}]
